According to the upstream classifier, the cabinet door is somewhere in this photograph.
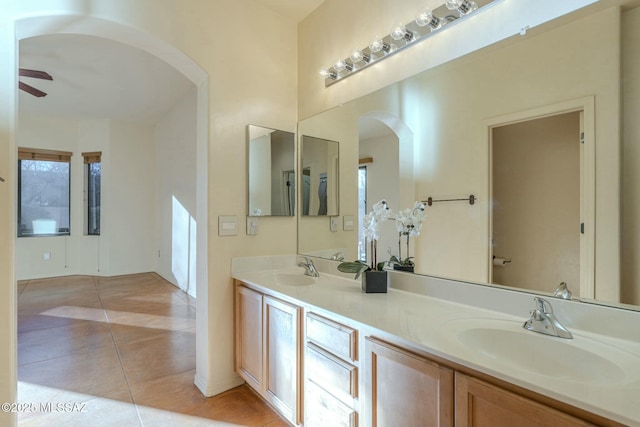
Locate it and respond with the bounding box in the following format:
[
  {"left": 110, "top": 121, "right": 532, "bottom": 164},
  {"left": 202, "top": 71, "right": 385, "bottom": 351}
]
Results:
[
  {"left": 455, "top": 373, "right": 595, "bottom": 427},
  {"left": 235, "top": 285, "right": 263, "bottom": 390},
  {"left": 265, "top": 295, "right": 302, "bottom": 425},
  {"left": 365, "top": 337, "right": 454, "bottom": 427}
]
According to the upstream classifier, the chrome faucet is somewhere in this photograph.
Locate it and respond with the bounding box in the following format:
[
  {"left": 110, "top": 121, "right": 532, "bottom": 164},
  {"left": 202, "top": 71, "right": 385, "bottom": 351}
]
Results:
[
  {"left": 298, "top": 257, "right": 320, "bottom": 277},
  {"left": 553, "top": 282, "right": 573, "bottom": 300},
  {"left": 523, "top": 297, "right": 573, "bottom": 339},
  {"left": 330, "top": 252, "right": 344, "bottom": 261}
]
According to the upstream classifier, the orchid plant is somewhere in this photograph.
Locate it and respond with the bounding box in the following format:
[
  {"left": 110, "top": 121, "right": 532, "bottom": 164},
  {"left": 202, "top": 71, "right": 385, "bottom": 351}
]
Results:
[
  {"left": 389, "top": 201, "right": 426, "bottom": 268},
  {"left": 338, "top": 199, "right": 390, "bottom": 278}
]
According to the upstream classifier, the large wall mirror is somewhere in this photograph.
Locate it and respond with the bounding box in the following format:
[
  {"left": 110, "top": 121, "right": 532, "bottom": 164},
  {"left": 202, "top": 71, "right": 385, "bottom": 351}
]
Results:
[
  {"left": 297, "top": 0, "right": 640, "bottom": 310},
  {"left": 247, "top": 125, "right": 295, "bottom": 216}
]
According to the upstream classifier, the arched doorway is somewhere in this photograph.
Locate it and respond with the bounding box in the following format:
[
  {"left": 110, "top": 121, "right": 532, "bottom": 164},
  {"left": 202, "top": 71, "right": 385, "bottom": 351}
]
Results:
[{"left": 13, "top": 13, "right": 211, "bottom": 399}]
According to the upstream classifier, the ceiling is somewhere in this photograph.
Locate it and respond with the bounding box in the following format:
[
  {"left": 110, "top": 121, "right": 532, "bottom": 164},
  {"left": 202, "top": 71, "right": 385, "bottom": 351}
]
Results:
[
  {"left": 253, "top": 0, "right": 326, "bottom": 22},
  {"left": 19, "top": 34, "right": 195, "bottom": 124},
  {"left": 18, "top": 0, "right": 326, "bottom": 124}
]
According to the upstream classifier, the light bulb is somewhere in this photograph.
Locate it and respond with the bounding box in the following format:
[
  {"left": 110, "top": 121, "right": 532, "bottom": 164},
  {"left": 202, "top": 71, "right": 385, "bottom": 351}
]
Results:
[
  {"left": 445, "top": 0, "right": 462, "bottom": 9},
  {"left": 446, "top": 0, "right": 478, "bottom": 15},
  {"left": 416, "top": 8, "right": 444, "bottom": 30},
  {"left": 369, "top": 37, "right": 384, "bottom": 53},
  {"left": 390, "top": 24, "right": 407, "bottom": 41},
  {"left": 319, "top": 68, "right": 337, "bottom": 79},
  {"left": 350, "top": 50, "right": 370, "bottom": 64},
  {"left": 334, "top": 59, "right": 346, "bottom": 72},
  {"left": 415, "top": 8, "right": 433, "bottom": 27}
]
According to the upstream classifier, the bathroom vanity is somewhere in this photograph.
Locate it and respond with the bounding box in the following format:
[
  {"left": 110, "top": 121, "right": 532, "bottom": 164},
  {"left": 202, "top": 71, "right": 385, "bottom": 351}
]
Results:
[{"left": 232, "top": 256, "right": 639, "bottom": 427}]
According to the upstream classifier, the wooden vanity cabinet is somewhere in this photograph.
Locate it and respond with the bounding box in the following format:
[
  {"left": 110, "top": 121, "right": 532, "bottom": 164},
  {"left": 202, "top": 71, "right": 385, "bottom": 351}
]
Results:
[
  {"left": 264, "top": 295, "right": 302, "bottom": 424},
  {"left": 234, "top": 283, "right": 302, "bottom": 426},
  {"left": 365, "top": 337, "right": 454, "bottom": 427},
  {"left": 305, "top": 313, "right": 359, "bottom": 427},
  {"left": 235, "top": 285, "right": 263, "bottom": 390},
  {"left": 235, "top": 282, "right": 622, "bottom": 427},
  {"left": 455, "top": 373, "right": 596, "bottom": 427}
]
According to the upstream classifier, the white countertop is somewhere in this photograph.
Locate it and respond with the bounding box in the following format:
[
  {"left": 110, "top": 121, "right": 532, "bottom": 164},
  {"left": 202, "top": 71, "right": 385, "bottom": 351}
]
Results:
[{"left": 233, "top": 266, "right": 640, "bottom": 426}]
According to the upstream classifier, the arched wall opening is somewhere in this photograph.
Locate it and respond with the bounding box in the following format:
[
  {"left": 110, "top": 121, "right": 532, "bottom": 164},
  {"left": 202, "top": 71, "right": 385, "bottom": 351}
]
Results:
[{"left": 12, "top": 12, "right": 211, "bottom": 397}]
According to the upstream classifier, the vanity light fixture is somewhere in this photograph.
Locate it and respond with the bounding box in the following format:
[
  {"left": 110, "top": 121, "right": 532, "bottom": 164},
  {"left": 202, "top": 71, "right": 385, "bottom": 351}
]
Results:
[
  {"left": 390, "top": 23, "right": 415, "bottom": 42},
  {"left": 415, "top": 8, "right": 445, "bottom": 30},
  {"left": 445, "top": 0, "right": 479, "bottom": 16},
  {"left": 319, "top": 0, "right": 498, "bottom": 87}
]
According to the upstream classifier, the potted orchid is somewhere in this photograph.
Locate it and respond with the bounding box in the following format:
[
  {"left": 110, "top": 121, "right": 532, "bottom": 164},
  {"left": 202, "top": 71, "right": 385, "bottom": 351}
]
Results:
[
  {"left": 388, "top": 201, "right": 426, "bottom": 272},
  {"left": 338, "top": 199, "right": 390, "bottom": 292}
]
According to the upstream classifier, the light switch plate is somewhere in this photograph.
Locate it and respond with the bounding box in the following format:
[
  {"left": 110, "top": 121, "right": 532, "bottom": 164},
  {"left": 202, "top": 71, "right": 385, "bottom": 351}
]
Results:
[
  {"left": 247, "top": 217, "right": 259, "bottom": 235},
  {"left": 330, "top": 216, "right": 338, "bottom": 232},
  {"left": 343, "top": 215, "right": 355, "bottom": 231},
  {"left": 218, "top": 215, "right": 238, "bottom": 236}
]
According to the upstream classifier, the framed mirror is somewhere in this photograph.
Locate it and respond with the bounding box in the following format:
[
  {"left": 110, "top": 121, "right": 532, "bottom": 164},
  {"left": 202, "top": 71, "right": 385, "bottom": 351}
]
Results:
[
  {"left": 247, "top": 125, "right": 295, "bottom": 216},
  {"left": 300, "top": 135, "right": 339, "bottom": 216},
  {"left": 297, "top": 1, "right": 640, "bottom": 310}
]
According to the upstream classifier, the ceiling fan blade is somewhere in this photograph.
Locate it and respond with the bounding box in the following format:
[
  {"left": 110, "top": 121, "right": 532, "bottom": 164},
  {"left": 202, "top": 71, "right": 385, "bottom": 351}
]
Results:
[
  {"left": 19, "top": 81, "right": 47, "bottom": 97},
  {"left": 19, "top": 68, "right": 53, "bottom": 81}
]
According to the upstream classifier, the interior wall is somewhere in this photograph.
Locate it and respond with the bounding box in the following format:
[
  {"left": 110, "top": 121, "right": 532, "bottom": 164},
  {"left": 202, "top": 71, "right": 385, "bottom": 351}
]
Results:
[
  {"left": 155, "top": 86, "right": 197, "bottom": 297},
  {"left": 491, "top": 112, "right": 580, "bottom": 294},
  {"left": 108, "top": 121, "right": 156, "bottom": 275},
  {"left": 622, "top": 6, "right": 640, "bottom": 306}
]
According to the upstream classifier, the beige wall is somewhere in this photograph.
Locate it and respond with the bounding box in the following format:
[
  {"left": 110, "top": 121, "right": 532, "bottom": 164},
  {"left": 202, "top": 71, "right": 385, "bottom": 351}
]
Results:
[
  {"left": 155, "top": 87, "right": 198, "bottom": 296},
  {"left": 622, "top": 6, "right": 640, "bottom": 305}
]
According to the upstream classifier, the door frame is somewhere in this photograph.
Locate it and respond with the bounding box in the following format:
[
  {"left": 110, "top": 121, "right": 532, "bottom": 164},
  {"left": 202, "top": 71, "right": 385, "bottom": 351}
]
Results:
[{"left": 486, "top": 96, "right": 595, "bottom": 299}]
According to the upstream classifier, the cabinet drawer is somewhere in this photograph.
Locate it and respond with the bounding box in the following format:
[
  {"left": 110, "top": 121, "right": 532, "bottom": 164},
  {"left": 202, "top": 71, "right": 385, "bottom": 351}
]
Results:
[
  {"left": 306, "top": 379, "right": 358, "bottom": 427},
  {"left": 307, "top": 343, "right": 358, "bottom": 403},
  {"left": 306, "top": 313, "right": 357, "bottom": 362}
]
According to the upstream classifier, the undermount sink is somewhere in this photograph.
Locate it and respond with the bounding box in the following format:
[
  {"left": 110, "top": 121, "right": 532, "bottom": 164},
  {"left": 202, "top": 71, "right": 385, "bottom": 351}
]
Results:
[
  {"left": 275, "top": 273, "right": 317, "bottom": 286},
  {"left": 447, "top": 318, "right": 637, "bottom": 385}
]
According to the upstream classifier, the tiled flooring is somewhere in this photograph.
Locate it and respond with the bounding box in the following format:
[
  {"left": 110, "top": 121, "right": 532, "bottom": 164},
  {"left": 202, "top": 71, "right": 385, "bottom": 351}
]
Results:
[{"left": 17, "top": 273, "right": 288, "bottom": 427}]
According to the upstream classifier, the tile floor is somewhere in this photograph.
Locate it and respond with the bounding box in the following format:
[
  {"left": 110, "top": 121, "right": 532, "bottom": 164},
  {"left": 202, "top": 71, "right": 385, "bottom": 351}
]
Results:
[{"left": 17, "top": 273, "right": 288, "bottom": 427}]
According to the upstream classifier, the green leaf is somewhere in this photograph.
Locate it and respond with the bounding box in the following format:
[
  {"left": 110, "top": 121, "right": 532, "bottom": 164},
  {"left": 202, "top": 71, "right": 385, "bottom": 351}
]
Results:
[{"left": 337, "top": 261, "right": 369, "bottom": 279}]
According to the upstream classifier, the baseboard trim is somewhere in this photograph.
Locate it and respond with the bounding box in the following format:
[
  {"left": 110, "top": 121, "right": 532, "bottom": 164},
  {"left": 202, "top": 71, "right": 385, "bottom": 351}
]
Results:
[{"left": 194, "top": 373, "right": 244, "bottom": 397}]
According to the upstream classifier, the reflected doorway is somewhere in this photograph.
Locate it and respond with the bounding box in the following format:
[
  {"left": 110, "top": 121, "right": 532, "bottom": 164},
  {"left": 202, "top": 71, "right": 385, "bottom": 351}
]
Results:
[
  {"left": 490, "top": 111, "right": 582, "bottom": 296},
  {"left": 358, "top": 119, "right": 399, "bottom": 265}
]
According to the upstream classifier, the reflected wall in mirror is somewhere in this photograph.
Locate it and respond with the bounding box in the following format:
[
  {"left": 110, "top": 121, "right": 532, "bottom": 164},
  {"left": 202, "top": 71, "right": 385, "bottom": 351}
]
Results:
[
  {"left": 298, "top": 2, "right": 640, "bottom": 309},
  {"left": 301, "top": 135, "right": 339, "bottom": 216},
  {"left": 247, "top": 125, "right": 295, "bottom": 216}
]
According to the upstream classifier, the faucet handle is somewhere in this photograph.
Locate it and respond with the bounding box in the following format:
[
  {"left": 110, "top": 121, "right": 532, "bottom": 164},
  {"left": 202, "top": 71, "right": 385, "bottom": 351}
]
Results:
[
  {"left": 533, "top": 297, "right": 553, "bottom": 314},
  {"left": 553, "top": 282, "right": 573, "bottom": 300}
]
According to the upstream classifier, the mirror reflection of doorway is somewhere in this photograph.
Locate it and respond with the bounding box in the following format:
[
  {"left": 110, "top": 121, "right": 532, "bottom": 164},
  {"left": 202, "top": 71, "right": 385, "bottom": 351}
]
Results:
[
  {"left": 491, "top": 111, "right": 581, "bottom": 296},
  {"left": 358, "top": 119, "right": 399, "bottom": 265}
]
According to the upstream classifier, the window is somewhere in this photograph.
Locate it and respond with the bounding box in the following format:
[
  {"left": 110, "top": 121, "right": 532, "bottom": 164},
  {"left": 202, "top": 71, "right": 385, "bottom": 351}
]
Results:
[
  {"left": 18, "top": 147, "right": 72, "bottom": 237},
  {"left": 83, "top": 152, "right": 102, "bottom": 235},
  {"left": 358, "top": 165, "right": 367, "bottom": 261}
]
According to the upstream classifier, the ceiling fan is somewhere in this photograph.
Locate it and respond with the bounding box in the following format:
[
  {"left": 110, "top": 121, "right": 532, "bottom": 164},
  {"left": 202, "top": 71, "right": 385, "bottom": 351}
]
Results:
[{"left": 19, "top": 68, "right": 53, "bottom": 98}]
